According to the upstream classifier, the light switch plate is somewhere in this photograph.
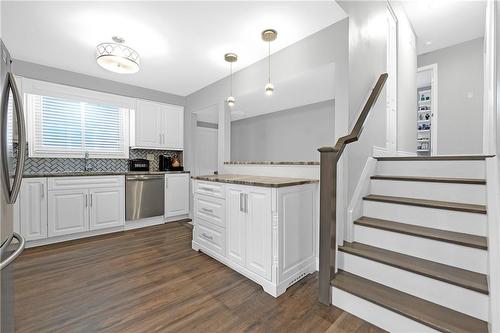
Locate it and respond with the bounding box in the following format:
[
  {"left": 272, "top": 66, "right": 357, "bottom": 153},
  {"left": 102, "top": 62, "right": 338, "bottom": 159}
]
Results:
[{"left": 146, "top": 153, "right": 155, "bottom": 161}]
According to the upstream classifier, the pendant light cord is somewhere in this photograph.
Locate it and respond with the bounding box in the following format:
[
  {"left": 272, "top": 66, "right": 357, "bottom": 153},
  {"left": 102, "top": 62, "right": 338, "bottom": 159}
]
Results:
[
  {"left": 230, "top": 62, "right": 233, "bottom": 96},
  {"left": 268, "top": 42, "right": 271, "bottom": 84}
]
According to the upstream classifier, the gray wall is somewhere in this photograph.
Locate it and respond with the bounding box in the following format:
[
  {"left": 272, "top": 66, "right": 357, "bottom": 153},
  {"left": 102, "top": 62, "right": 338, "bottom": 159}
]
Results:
[
  {"left": 11, "top": 60, "right": 185, "bottom": 106},
  {"left": 184, "top": 19, "right": 349, "bottom": 171},
  {"left": 418, "top": 37, "right": 484, "bottom": 154},
  {"left": 338, "top": 1, "right": 388, "bottom": 197},
  {"left": 231, "top": 100, "right": 334, "bottom": 161}
]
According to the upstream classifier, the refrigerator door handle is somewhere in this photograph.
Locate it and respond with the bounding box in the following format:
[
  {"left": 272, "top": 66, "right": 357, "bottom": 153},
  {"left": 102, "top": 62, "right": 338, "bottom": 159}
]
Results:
[
  {"left": 1, "top": 72, "right": 26, "bottom": 204},
  {"left": 0, "top": 232, "right": 25, "bottom": 271}
]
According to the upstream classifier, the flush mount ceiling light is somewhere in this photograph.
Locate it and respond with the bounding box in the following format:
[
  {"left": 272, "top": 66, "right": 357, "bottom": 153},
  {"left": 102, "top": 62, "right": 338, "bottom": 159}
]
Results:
[
  {"left": 225, "top": 53, "right": 238, "bottom": 107},
  {"left": 96, "top": 36, "right": 140, "bottom": 74},
  {"left": 262, "top": 29, "right": 277, "bottom": 96}
]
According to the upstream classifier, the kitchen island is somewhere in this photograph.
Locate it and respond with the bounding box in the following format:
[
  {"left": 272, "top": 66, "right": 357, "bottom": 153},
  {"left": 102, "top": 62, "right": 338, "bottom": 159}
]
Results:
[{"left": 191, "top": 174, "right": 319, "bottom": 297}]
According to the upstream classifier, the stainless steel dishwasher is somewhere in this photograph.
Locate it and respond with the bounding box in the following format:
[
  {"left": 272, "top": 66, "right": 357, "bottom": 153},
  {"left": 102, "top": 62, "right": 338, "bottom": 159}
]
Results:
[{"left": 126, "top": 174, "right": 164, "bottom": 221}]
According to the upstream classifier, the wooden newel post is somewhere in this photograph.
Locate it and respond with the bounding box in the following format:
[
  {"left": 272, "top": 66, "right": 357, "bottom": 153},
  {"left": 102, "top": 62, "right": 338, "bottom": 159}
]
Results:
[{"left": 318, "top": 147, "right": 337, "bottom": 305}]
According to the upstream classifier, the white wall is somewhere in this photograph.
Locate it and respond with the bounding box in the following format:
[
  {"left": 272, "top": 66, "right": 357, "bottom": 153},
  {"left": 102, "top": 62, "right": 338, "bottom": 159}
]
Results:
[
  {"left": 393, "top": 3, "right": 417, "bottom": 154},
  {"left": 231, "top": 100, "right": 334, "bottom": 161},
  {"left": 418, "top": 38, "right": 484, "bottom": 155}
]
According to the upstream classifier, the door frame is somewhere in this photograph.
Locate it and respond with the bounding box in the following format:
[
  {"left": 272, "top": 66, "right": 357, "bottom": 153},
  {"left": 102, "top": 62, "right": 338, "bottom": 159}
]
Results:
[
  {"left": 386, "top": 4, "right": 398, "bottom": 153},
  {"left": 417, "top": 64, "right": 438, "bottom": 155}
]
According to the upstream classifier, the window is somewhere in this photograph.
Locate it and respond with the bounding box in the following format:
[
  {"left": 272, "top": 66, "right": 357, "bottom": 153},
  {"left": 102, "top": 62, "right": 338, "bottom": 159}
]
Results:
[{"left": 23, "top": 78, "right": 131, "bottom": 159}]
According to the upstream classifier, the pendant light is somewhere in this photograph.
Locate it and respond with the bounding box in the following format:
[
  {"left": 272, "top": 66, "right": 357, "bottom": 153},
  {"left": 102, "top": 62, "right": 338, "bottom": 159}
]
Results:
[
  {"left": 96, "top": 36, "right": 140, "bottom": 74},
  {"left": 262, "top": 29, "right": 277, "bottom": 96},
  {"left": 225, "top": 53, "right": 238, "bottom": 107}
]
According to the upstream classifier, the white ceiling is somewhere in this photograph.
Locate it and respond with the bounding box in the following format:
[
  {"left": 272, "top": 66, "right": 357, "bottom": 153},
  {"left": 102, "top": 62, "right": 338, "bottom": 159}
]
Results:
[
  {"left": 400, "top": 0, "right": 486, "bottom": 55},
  {"left": 2, "top": 1, "right": 346, "bottom": 96}
]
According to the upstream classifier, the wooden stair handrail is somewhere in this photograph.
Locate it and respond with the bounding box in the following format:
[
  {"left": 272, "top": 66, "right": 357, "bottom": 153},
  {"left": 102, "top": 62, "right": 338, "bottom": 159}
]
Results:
[{"left": 317, "top": 73, "right": 388, "bottom": 305}]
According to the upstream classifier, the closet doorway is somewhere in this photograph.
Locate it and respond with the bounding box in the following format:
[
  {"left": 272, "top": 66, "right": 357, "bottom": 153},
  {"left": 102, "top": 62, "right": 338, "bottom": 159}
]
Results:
[{"left": 416, "top": 64, "right": 438, "bottom": 156}]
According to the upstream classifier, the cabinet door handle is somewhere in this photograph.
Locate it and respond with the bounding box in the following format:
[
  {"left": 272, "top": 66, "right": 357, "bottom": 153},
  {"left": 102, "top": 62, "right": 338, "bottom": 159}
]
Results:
[
  {"left": 85, "top": 194, "right": 88, "bottom": 207},
  {"left": 41, "top": 183, "right": 44, "bottom": 199},
  {"left": 201, "top": 233, "right": 213, "bottom": 240},
  {"left": 159, "top": 133, "right": 162, "bottom": 144},
  {"left": 90, "top": 194, "right": 93, "bottom": 207},
  {"left": 244, "top": 194, "right": 248, "bottom": 213},
  {"left": 239, "top": 193, "right": 243, "bottom": 212}
]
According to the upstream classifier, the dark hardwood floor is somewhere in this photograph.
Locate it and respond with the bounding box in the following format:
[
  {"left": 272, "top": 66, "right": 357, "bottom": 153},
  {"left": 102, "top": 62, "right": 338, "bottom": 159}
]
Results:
[{"left": 14, "top": 222, "right": 384, "bottom": 333}]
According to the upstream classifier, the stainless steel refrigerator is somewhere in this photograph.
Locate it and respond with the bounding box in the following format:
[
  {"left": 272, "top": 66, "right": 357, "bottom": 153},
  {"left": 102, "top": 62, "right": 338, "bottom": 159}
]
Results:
[{"left": 0, "top": 39, "right": 27, "bottom": 333}]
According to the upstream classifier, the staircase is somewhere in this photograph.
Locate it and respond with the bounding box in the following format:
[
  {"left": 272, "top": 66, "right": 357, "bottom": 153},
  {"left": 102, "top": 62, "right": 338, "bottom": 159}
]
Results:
[{"left": 331, "top": 156, "right": 491, "bottom": 332}]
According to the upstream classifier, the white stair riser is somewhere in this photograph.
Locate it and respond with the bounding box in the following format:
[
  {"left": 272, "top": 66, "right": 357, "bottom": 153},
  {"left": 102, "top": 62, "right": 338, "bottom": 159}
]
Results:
[
  {"left": 339, "top": 252, "right": 489, "bottom": 321},
  {"left": 363, "top": 200, "right": 487, "bottom": 237},
  {"left": 332, "top": 287, "right": 439, "bottom": 333},
  {"left": 354, "top": 225, "right": 488, "bottom": 274},
  {"left": 377, "top": 160, "right": 485, "bottom": 179},
  {"left": 370, "top": 180, "right": 486, "bottom": 205}
]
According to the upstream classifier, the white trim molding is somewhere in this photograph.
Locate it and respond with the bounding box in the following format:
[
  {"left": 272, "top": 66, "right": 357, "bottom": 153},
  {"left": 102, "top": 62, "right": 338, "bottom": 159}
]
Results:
[
  {"left": 484, "top": 0, "right": 497, "bottom": 155},
  {"left": 486, "top": 156, "right": 500, "bottom": 332},
  {"left": 372, "top": 146, "right": 416, "bottom": 157},
  {"left": 346, "top": 157, "right": 377, "bottom": 242}
]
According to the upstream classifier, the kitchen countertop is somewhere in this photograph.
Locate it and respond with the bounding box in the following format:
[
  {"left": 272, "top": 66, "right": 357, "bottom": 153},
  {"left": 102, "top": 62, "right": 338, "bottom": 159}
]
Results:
[
  {"left": 192, "top": 174, "right": 318, "bottom": 188},
  {"left": 224, "top": 161, "right": 320, "bottom": 165},
  {"left": 23, "top": 171, "right": 190, "bottom": 178}
]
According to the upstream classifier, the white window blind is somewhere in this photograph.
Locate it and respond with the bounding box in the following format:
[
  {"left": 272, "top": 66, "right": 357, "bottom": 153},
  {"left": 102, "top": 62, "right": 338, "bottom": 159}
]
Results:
[{"left": 27, "top": 93, "right": 130, "bottom": 159}]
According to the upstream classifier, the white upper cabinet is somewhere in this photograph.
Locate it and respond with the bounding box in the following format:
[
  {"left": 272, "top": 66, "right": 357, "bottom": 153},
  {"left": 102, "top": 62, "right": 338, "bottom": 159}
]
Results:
[
  {"left": 162, "top": 105, "right": 184, "bottom": 150},
  {"left": 131, "top": 100, "right": 184, "bottom": 150},
  {"left": 133, "top": 100, "right": 163, "bottom": 149}
]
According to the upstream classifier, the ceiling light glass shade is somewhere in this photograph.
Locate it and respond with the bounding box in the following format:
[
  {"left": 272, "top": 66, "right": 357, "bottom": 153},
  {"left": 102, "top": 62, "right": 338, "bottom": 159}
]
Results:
[
  {"left": 226, "top": 96, "right": 236, "bottom": 107},
  {"left": 265, "top": 83, "right": 274, "bottom": 96},
  {"left": 96, "top": 43, "right": 140, "bottom": 74}
]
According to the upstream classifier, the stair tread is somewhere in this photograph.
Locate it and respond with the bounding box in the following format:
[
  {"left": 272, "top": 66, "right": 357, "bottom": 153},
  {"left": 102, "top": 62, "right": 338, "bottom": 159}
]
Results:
[
  {"left": 355, "top": 217, "right": 487, "bottom": 250},
  {"left": 331, "top": 270, "right": 488, "bottom": 333},
  {"left": 339, "top": 242, "right": 488, "bottom": 294},
  {"left": 364, "top": 194, "right": 486, "bottom": 214},
  {"left": 375, "top": 155, "right": 493, "bottom": 161},
  {"left": 371, "top": 175, "right": 486, "bottom": 185}
]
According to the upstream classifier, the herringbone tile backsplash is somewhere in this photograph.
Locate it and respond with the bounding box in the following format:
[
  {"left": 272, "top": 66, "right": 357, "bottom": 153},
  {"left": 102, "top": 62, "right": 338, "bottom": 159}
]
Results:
[{"left": 16, "top": 144, "right": 183, "bottom": 175}]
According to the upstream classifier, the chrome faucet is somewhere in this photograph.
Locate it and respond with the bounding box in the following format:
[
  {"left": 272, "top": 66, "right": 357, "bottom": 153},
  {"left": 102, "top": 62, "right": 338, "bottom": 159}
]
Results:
[{"left": 84, "top": 151, "right": 93, "bottom": 172}]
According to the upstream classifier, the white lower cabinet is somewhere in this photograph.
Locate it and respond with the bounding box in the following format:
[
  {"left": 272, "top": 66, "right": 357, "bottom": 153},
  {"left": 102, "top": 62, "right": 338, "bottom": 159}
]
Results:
[
  {"left": 89, "top": 188, "right": 125, "bottom": 230},
  {"left": 226, "top": 187, "right": 246, "bottom": 266},
  {"left": 192, "top": 180, "right": 317, "bottom": 297},
  {"left": 165, "top": 173, "right": 190, "bottom": 218},
  {"left": 48, "top": 189, "right": 89, "bottom": 237},
  {"left": 47, "top": 177, "right": 125, "bottom": 237},
  {"left": 18, "top": 178, "right": 48, "bottom": 241},
  {"left": 17, "top": 176, "right": 125, "bottom": 244},
  {"left": 245, "top": 188, "right": 272, "bottom": 280}
]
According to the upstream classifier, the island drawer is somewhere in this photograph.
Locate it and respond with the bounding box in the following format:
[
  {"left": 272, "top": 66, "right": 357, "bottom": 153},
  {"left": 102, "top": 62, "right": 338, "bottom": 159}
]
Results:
[
  {"left": 194, "top": 181, "right": 225, "bottom": 198},
  {"left": 194, "top": 219, "right": 225, "bottom": 256},
  {"left": 194, "top": 194, "right": 225, "bottom": 228}
]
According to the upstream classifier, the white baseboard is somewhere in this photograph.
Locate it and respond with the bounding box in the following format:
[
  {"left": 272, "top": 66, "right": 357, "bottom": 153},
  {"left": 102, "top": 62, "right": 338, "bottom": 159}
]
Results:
[
  {"left": 125, "top": 216, "right": 164, "bottom": 230},
  {"left": 373, "top": 146, "right": 417, "bottom": 157},
  {"left": 26, "top": 226, "right": 124, "bottom": 248}
]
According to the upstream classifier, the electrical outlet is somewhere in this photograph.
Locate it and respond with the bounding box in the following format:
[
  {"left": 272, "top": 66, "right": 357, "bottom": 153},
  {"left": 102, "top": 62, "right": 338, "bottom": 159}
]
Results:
[{"left": 146, "top": 154, "right": 155, "bottom": 161}]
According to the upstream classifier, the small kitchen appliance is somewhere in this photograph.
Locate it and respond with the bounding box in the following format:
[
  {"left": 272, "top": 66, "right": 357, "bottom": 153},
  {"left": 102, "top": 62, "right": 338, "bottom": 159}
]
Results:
[
  {"left": 159, "top": 155, "right": 184, "bottom": 171},
  {"left": 129, "top": 158, "right": 149, "bottom": 172}
]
